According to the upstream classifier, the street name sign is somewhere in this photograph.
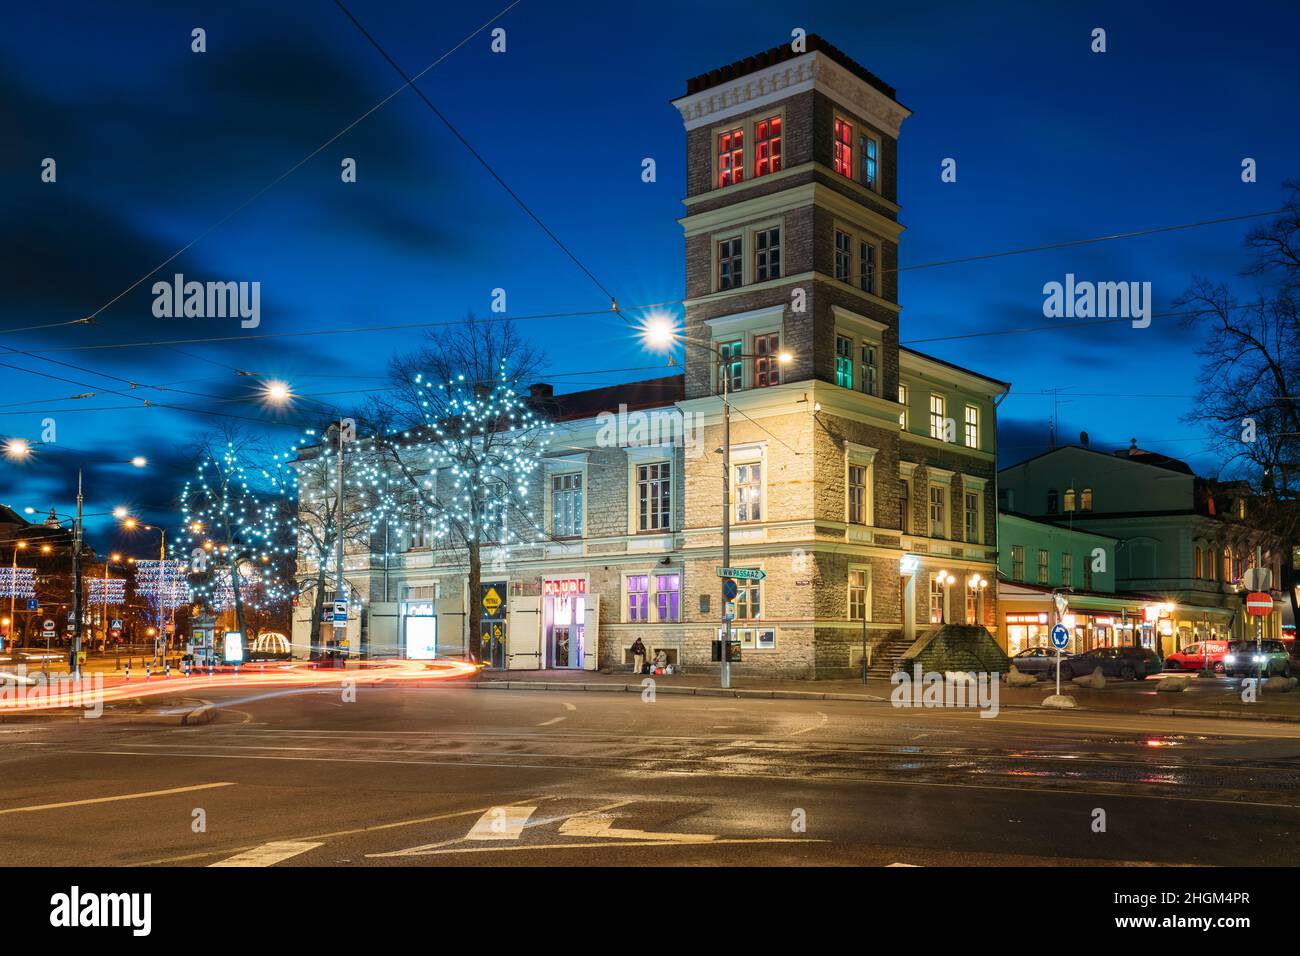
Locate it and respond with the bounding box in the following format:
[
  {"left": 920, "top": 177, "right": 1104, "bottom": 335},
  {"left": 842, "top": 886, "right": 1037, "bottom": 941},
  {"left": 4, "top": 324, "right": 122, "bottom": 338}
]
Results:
[{"left": 716, "top": 567, "right": 765, "bottom": 581}]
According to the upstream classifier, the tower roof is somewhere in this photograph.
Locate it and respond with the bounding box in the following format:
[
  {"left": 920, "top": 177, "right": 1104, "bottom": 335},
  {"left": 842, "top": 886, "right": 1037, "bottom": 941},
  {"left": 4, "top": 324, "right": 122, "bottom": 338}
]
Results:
[{"left": 683, "top": 34, "right": 899, "bottom": 102}]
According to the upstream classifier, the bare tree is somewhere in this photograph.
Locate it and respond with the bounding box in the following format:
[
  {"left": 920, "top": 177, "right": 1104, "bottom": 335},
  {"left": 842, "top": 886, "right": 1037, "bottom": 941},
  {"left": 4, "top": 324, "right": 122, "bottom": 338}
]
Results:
[
  {"left": 1178, "top": 182, "right": 1300, "bottom": 625},
  {"left": 369, "top": 315, "right": 551, "bottom": 664}
]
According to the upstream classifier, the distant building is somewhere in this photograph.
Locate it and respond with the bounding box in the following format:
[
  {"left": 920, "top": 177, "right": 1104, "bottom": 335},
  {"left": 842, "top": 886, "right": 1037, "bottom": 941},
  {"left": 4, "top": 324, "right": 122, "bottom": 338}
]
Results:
[{"left": 997, "top": 442, "right": 1287, "bottom": 655}]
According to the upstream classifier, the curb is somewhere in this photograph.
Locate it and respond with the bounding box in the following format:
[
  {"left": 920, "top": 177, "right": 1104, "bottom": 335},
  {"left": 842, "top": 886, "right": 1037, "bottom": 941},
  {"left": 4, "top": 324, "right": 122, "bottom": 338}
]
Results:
[
  {"left": 1146, "top": 707, "right": 1300, "bottom": 724},
  {"left": 472, "top": 680, "right": 888, "bottom": 703},
  {"left": 181, "top": 703, "right": 216, "bottom": 726}
]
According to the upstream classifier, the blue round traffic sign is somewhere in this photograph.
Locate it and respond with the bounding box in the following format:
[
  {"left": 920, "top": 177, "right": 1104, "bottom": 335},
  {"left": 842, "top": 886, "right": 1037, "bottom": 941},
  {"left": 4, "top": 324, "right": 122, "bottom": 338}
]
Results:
[
  {"left": 721, "top": 578, "right": 738, "bottom": 601},
  {"left": 1050, "top": 624, "right": 1070, "bottom": 650}
]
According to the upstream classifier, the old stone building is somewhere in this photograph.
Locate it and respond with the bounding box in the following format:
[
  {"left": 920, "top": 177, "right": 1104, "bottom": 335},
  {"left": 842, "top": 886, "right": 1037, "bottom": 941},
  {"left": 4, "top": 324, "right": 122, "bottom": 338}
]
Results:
[{"left": 291, "top": 37, "right": 1009, "bottom": 678}]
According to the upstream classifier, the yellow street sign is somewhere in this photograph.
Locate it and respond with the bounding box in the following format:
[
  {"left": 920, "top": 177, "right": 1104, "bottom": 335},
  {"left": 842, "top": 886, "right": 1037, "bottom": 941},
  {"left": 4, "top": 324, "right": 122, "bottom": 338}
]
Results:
[{"left": 482, "top": 587, "right": 502, "bottom": 615}]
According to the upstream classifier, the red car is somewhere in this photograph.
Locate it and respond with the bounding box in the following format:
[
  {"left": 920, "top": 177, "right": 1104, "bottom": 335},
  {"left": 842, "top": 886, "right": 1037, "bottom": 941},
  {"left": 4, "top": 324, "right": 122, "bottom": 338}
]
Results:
[{"left": 1165, "top": 640, "right": 1229, "bottom": 673}]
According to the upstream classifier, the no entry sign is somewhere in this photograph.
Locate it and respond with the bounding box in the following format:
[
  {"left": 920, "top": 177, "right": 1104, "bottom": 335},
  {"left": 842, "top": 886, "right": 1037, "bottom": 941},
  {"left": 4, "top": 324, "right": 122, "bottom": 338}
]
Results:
[{"left": 1245, "top": 592, "right": 1272, "bottom": 616}]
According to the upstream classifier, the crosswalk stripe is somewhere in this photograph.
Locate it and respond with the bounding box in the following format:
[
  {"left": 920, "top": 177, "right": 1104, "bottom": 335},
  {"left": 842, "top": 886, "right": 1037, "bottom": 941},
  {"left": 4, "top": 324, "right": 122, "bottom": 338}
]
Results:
[
  {"left": 209, "top": 841, "right": 324, "bottom": 867},
  {"left": 466, "top": 805, "right": 538, "bottom": 840}
]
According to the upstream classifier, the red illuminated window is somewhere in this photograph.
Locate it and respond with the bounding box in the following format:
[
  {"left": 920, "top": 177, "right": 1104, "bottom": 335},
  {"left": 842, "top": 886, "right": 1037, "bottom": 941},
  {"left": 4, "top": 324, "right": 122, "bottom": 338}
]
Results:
[
  {"left": 833, "top": 118, "right": 854, "bottom": 177},
  {"left": 755, "top": 116, "right": 782, "bottom": 177},
  {"left": 718, "top": 127, "right": 744, "bottom": 187},
  {"left": 754, "top": 333, "right": 781, "bottom": 388}
]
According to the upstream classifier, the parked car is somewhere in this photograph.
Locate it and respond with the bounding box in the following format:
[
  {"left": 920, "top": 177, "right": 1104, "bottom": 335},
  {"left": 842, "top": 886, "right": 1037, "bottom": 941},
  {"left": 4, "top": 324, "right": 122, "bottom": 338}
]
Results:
[
  {"left": 1165, "top": 640, "right": 1229, "bottom": 673},
  {"left": 1222, "top": 640, "right": 1292, "bottom": 678},
  {"left": 1051, "top": 645, "right": 1162, "bottom": 682},
  {"left": 1009, "top": 646, "right": 1062, "bottom": 678}
]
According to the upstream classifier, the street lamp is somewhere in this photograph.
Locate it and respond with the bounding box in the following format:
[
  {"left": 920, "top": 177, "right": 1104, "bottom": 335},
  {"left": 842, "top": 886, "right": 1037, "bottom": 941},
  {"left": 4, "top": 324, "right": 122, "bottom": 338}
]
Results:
[
  {"left": 966, "top": 573, "right": 989, "bottom": 625},
  {"left": 641, "top": 316, "right": 792, "bottom": 688}
]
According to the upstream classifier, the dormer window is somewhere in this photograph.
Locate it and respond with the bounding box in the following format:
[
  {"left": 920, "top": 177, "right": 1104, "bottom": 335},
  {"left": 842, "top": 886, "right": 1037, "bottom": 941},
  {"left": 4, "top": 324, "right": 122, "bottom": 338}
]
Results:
[
  {"left": 717, "top": 127, "right": 744, "bottom": 188},
  {"left": 1081, "top": 487, "right": 1093, "bottom": 511},
  {"left": 1047, "top": 489, "right": 1059, "bottom": 514},
  {"left": 1064, "top": 489, "right": 1076, "bottom": 512},
  {"left": 833, "top": 117, "right": 854, "bottom": 177}
]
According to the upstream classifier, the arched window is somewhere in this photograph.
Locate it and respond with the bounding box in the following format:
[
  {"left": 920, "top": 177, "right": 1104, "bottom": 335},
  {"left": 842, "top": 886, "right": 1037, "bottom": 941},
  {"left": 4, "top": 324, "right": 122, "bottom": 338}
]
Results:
[
  {"left": 1193, "top": 545, "right": 1203, "bottom": 579},
  {"left": 1064, "top": 488, "right": 1076, "bottom": 512}
]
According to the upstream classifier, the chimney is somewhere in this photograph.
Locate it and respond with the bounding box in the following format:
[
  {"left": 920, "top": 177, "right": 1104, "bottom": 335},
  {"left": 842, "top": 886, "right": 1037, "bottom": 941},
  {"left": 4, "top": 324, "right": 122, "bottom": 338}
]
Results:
[{"left": 529, "top": 383, "right": 554, "bottom": 400}]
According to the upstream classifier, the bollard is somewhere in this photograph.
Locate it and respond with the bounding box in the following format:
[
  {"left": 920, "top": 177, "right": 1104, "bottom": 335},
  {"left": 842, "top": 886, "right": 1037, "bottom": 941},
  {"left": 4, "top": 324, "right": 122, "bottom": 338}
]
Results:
[
  {"left": 124, "top": 661, "right": 130, "bottom": 681},
  {"left": 165, "top": 661, "right": 170, "bottom": 679},
  {"left": 183, "top": 659, "right": 190, "bottom": 677},
  {"left": 146, "top": 661, "right": 151, "bottom": 680}
]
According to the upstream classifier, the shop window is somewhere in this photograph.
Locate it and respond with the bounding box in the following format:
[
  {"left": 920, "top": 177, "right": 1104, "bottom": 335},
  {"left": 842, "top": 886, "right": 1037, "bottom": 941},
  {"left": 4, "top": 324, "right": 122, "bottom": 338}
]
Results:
[
  {"left": 754, "top": 115, "right": 781, "bottom": 177},
  {"left": 848, "top": 463, "right": 868, "bottom": 525},
  {"left": 898, "top": 384, "right": 908, "bottom": 429},
  {"left": 754, "top": 332, "right": 781, "bottom": 387},
  {"left": 859, "top": 241, "right": 876, "bottom": 295},
  {"left": 964, "top": 405, "right": 979, "bottom": 448},
  {"left": 636, "top": 462, "right": 672, "bottom": 532},
  {"left": 717, "top": 126, "right": 744, "bottom": 187},
  {"left": 929, "top": 394, "right": 946, "bottom": 440},
  {"left": 833, "top": 117, "right": 854, "bottom": 177},
  {"left": 861, "top": 133, "right": 879, "bottom": 189},
  {"left": 718, "top": 236, "right": 743, "bottom": 290},
  {"left": 735, "top": 462, "right": 762, "bottom": 522},
  {"left": 834, "top": 230, "right": 852, "bottom": 281},
  {"left": 654, "top": 573, "right": 681, "bottom": 623},
  {"left": 848, "top": 568, "right": 871, "bottom": 620},
  {"left": 755, "top": 226, "right": 781, "bottom": 282},
  {"left": 626, "top": 575, "right": 649, "bottom": 622},
  {"left": 835, "top": 335, "right": 854, "bottom": 388},
  {"left": 551, "top": 472, "right": 583, "bottom": 538},
  {"left": 1012, "top": 544, "right": 1025, "bottom": 581}
]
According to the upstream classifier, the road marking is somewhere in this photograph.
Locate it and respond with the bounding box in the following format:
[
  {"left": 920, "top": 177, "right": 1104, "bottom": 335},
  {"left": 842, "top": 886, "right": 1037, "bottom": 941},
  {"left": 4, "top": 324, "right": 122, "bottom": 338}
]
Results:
[
  {"left": 787, "top": 711, "right": 829, "bottom": 737},
  {"left": 466, "top": 805, "right": 538, "bottom": 840},
  {"left": 209, "top": 841, "right": 323, "bottom": 867},
  {"left": 888, "top": 862, "right": 920, "bottom": 867},
  {"left": 369, "top": 800, "right": 633, "bottom": 858},
  {"left": 0, "top": 781, "right": 235, "bottom": 816},
  {"left": 419, "top": 836, "right": 825, "bottom": 855},
  {"left": 558, "top": 811, "right": 716, "bottom": 843},
  {"left": 537, "top": 716, "right": 567, "bottom": 726},
  {"left": 562, "top": 702, "right": 577, "bottom": 712}
]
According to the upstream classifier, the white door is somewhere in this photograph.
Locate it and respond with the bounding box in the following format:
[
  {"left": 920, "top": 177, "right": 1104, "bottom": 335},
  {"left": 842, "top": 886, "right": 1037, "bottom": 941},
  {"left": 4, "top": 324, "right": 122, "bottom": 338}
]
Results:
[
  {"left": 508, "top": 596, "right": 542, "bottom": 670},
  {"left": 582, "top": 595, "right": 600, "bottom": 671},
  {"left": 435, "top": 597, "right": 465, "bottom": 659}
]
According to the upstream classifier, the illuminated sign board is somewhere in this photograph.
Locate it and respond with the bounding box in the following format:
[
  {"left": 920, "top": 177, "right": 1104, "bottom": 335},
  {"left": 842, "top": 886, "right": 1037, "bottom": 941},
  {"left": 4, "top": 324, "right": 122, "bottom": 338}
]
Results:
[
  {"left": 1006, "top": 612, "right": 1049, "bottom": 625},
  {"left": 543, "top": 579, "right": 587, "bottom": 596},
  {"left": 223, "top": 631, "right": 245, "bottom": 664}
]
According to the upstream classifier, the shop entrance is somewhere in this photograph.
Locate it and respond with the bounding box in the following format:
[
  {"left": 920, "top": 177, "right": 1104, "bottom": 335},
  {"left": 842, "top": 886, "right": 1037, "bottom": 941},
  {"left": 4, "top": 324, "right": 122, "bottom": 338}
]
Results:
[{"left": 543, "top": 578, "right": 587, "bottom": 669}]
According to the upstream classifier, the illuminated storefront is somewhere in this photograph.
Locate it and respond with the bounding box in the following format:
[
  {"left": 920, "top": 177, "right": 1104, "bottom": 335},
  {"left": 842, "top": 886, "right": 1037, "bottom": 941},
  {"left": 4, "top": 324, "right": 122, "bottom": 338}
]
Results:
[{"left": 542, "top": 578, "right": 588, "bottom": 669}]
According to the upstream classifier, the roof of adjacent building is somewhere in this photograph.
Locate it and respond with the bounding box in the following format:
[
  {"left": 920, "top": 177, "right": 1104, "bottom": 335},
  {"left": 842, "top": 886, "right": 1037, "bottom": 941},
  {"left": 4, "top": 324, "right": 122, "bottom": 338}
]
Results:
[
  {"left": 536, "top": 375, "right": 685, "bottom": 423},
  {"left": 998, "top": 510, "right": 1118, "bottom": 540},
  {"left": 682, "top": 34, "right": 899, "bottom": 101},
  {"left": 1000, "top": 442, "right": 1194, "bottom": 477},
  {"left": 900, "top": 346, "right": 1011, "bottom": 390}
]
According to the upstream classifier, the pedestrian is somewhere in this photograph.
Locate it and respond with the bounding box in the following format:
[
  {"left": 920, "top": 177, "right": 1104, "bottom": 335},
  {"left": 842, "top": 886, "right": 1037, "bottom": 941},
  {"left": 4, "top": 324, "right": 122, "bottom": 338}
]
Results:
[{"left": 630, "top": 637, "right": 647, "bottom": 675}]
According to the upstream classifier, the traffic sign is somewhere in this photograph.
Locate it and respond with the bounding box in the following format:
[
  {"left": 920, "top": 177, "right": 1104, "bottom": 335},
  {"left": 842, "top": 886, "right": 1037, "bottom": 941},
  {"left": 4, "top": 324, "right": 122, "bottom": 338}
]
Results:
[
  {"left": 721, "top": 578, "right": 738, "bottom": 601},
  {"left": 1245, "top": 592, "right": 1273, "bottom": 616},
  {"left": 716, "top": 567, "right": 765, "bottom": 581},
  {"left": 332, "top": 599, "right": 348, "bottom": 623},
  {"left": 481, "top": 586, "right": 503, "bottom": 617},
  {"left": 111, "top": 619, "right": 123, "bottom": 631},
  {"left": 25, "top": 599, "right": 38, "bottom": 611},
  {"left": 1050, "top": 623, "right": 1070, "bottom": 650},
  {"left": 42, "top": 618, "right": 55, "bottom": 632},
  {"left": 1243, "top": 567, "right": 1273, "bottom": 592}
]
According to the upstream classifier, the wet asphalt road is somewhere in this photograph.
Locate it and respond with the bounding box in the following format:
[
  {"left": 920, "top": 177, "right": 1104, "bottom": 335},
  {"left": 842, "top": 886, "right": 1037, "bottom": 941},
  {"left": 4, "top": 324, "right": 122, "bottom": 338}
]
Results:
[{"left": 1, "top": 684, "right": 1298, "bottom": 867}]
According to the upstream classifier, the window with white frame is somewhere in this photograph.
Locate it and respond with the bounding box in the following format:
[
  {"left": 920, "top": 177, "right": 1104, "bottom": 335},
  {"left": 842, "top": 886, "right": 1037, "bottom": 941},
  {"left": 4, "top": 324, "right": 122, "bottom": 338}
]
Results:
[
  {"left": 405, "top": 523, "right": 430, "bottom": 550},
  {"left": 964, "top": 404, "right": 979, "bottom": 448},
  {"left": 860, "top": 132, "right": 879, "bottom": 190},
  {"left": 860, "top": 341, "right": 879, "bottom": 396},
  {"left": 754, "top": 332, "right": 781, "bottom": 387},
  {"left": 626, "top": 574, "right": 650, "bottom": 622},
  {"left": 898, "top": 384, "right": 908, "bottom": 428},
  {"left": 859, "top": 240, "right": 877, "bottom": 295},
  {"left": 833, "top": 117, "right": 854, "bottom": 177},
  {"left": 718, "top": 236, "right": 743, "bottom": 291},
  {"left": 734, "top": 462, "right": 762, "bottom": 522},
  {"left": 755, "top": 226, "right": 781, "bottom": 282},
  {"left": 929, "top": 483, "right": 947, "bottom": 538},
  {"left": 754, "top": 115, "right": 782, "bottom": 177},
  {"left": 551, "top": 472, "right": 583, "bottom": 538},
  {"left": 848, "top": 463, "right": 868, "bottom": 525},
  {"left": 963, "top": 489, "right": 980, "bottom": 543},
  {"left": 848, "top": 567, "right": 871, "bottom": 621},
  {"left": 636, "top": 462, "right": 672, "bottom": 532},
  {"left": 718, "top": 339, "right": 743, "bottom": 393},
  {"left": 735, "top": 573, "right": 762, "bottom": 619},
  {"left": 834, "top": 229, "right": 852, "bottom": 281},
  {"left": 654, "top": 572, "right": 681, "bottom": 622},
  {"left": 929, "top": 574, "right": 945, "bottom": 624},
  {"left": 717, "top": 126, "right": 744, "bottom": 187},
  {"left": 929, "top": 394, "right": 946, "bottom": 440},
  {"left": 835, "top": 335, "right": 853, "bottom": 388}
]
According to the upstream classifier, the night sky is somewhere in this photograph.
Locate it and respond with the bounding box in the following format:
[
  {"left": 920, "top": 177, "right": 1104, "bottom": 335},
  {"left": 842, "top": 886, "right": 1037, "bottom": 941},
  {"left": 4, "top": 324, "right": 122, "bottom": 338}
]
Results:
[{"left": 1, "top": 0, "right": 1297, "bottom": 553}]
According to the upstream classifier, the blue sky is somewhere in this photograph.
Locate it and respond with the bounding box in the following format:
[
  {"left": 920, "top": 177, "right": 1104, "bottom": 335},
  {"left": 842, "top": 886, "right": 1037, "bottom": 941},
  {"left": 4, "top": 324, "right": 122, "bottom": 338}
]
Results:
[{"left": 1, "top": 0, "right": 1297, "bottom": 550}]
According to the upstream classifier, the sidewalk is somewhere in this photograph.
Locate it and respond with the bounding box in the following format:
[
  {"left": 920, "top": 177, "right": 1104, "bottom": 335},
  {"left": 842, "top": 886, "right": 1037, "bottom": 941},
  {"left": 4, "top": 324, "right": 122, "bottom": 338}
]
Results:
[{"left": 473, "top": 668, "right": 1300, "bottom": 722}]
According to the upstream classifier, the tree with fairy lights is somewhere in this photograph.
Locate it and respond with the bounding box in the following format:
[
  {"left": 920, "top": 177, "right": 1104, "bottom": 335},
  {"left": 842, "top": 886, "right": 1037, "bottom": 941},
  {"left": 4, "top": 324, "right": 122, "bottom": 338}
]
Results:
[
  {"left": 175, "top": 426, "right": 296, "bottom": 639},
  {"left": 371, "top": 315, "right": 551, "bottom": 664}
]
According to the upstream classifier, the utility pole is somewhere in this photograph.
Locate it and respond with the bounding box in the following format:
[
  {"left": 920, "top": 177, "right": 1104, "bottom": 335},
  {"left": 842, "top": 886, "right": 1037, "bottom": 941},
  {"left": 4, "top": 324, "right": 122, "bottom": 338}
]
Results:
[
  {"left": 720, "top": 356, "right": 731, "bottom": 690},
  {"left": 332, "top": 417, "right": 346, "bottom": 665}
]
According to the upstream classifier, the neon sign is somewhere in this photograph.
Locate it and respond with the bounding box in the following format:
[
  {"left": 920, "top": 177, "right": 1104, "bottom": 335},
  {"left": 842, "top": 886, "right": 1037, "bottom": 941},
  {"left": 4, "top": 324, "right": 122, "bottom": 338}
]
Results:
[{"left": 543, "top": 579, "right": 587, "bottom": 596}]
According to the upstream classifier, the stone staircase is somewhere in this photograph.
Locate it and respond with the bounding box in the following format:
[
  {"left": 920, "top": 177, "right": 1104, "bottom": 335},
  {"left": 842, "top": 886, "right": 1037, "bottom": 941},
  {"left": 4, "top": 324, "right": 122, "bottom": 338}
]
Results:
[{"left": 867, "top": 634, "right": 914, "bottom": 679}]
